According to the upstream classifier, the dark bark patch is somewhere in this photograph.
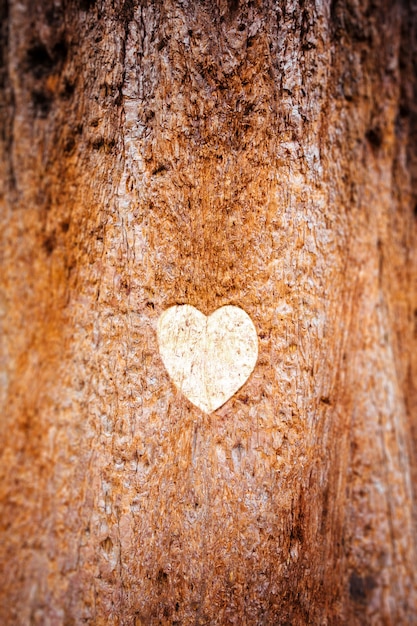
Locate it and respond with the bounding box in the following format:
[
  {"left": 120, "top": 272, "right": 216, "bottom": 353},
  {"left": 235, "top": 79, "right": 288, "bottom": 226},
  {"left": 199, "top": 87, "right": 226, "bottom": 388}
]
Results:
[
  {"left": 329, "top": 1, "right": 371, "bottom": 43},
  {"left": 26, "top": 44, "right": 55, "bottom": 78},
  {"left": 63, "top": 136, "right": 76, "bottom": 154},
  {"left": 45, "top": 6, "right": 62, "bottom": 26},
  {"left": 227, "top": 0, "right": 239, "bottom": 14},
  {"left": 52, "top": 40, "right": 68, "bottom": 65},
  {"left": 291, "top": 519, "right": 304, "bottom": 543},
  {"left": 79, "top": 0, "right": 97, "bottom": 10},
  {"left": 152, "top": 164, "right": 168, "bottom": 176},
  {"left": 349, "top": 572, "right": 377, "bottom": 604},
  {"left": 91, "top": 137, "right": 104, "bottom": 150},
  {"left": 119, "top": 0, "right": 136, "bottom": 24},
  {"left": 157, "top": 569, "right": 168, "bottom": 584},
  {"left": 43, "top": 232, "right": 56, "bottom": 255},
  {"left": 157, "top": 37, "right": 168, "bottom": 51},
  {"left": 366, "top": 126, "right": 383, "bottom": 150},
  {"left": 0, "top": 0, "right": 9, "bottom": 39},
  {"left": 330, "top": 0, "right": 339, "bottom": 22},
  {"left": 31, "top": 89, "right": 53, "bottom": 117},
  {"left": 119, "top": 278, "right": 131, "bottom": 295},
  {"left": 0, "top": 0, "right": 9, "bottom": 90},
  {"left": 63, "top": 124, "right": 83, "bottom": 152},
  {"left": 399, "top": 104, "right": 410, "bottom": 119},
  {"left": 25, "top": 40, "right": 67, "bottom": 79},
  {"left": 61, "top": 78, "right": 75, "bottom": 100}
]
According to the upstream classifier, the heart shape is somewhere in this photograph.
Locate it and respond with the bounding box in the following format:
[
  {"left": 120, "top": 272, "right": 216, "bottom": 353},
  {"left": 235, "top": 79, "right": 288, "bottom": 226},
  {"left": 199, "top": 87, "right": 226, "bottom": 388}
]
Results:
[{"left": 157, "top": 305, "right": 258, "bottom": 413}]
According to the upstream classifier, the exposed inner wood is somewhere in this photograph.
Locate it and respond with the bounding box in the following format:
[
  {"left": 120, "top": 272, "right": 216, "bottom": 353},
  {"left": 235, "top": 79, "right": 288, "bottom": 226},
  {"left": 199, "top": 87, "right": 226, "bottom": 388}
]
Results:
[{"left": 157, "top": 305, "right": 258, "bottom": 413}]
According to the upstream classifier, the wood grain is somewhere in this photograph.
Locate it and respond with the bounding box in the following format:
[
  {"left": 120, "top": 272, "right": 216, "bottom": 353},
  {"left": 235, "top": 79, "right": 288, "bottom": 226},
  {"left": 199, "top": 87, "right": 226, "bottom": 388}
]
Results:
[{"left": 0, "top": 0, "right": 416, "bottom": 624}]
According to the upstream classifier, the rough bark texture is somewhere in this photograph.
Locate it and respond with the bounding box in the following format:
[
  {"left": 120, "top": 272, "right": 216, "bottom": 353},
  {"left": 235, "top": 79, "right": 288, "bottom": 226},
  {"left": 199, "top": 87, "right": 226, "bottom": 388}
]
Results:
[{"left": 1, "top": 0, "right": 417, "bottom": 624}]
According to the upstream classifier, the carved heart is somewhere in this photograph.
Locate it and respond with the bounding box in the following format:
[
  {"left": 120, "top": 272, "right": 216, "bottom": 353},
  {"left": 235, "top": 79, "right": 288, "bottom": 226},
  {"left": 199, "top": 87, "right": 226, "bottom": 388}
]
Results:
[{"left": 157, "top": 305, "right": 258, "bottom": 413}]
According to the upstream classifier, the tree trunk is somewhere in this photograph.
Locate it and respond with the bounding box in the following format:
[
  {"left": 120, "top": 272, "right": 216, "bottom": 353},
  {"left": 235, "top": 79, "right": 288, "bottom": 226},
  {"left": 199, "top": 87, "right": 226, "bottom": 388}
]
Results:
[{"left": 1, "top": 0, "right": 417, "bottom": 623}]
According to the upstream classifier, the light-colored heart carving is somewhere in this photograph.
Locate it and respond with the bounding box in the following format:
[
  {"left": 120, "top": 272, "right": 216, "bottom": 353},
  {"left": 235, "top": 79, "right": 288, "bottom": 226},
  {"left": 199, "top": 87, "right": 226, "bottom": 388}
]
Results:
[{"left": 157, "top": 305, "right": 258, "bottom": 413}]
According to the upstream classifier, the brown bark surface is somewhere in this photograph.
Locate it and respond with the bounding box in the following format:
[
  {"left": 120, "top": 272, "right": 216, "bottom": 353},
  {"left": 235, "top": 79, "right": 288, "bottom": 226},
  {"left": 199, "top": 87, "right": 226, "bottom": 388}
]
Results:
[{"left": 1, "top": 0, "right": 417, "bottom": 624}]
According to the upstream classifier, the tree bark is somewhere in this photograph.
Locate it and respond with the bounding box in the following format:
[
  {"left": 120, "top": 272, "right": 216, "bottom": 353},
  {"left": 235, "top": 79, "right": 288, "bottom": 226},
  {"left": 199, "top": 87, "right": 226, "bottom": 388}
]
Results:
[{"left": 1, "top": 0, "right": 417, "bottom": 624}]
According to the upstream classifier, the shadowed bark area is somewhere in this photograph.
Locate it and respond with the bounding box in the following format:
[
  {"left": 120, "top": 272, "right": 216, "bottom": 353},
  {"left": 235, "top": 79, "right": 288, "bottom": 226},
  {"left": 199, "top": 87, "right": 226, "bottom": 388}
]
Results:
[{"left": 0, "top": 0, "right": 416, "bottom": 624}]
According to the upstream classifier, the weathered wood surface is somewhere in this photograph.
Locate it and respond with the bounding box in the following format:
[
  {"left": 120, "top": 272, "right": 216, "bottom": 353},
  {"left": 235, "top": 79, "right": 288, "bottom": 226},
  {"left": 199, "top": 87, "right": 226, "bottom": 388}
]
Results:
[{"left": 0, "top": 0, "right": 417, "bottom": 623}]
